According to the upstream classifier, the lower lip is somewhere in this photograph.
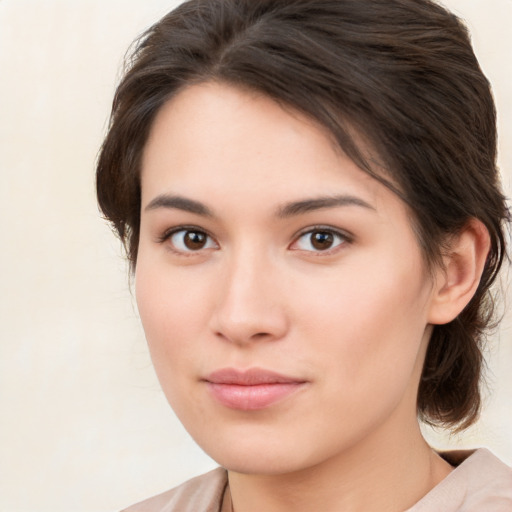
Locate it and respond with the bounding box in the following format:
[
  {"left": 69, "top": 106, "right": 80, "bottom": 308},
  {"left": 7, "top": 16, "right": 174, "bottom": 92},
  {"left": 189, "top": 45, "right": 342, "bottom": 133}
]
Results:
[{"left": 206, "top": 382, "right": 305, "bottom": 410}]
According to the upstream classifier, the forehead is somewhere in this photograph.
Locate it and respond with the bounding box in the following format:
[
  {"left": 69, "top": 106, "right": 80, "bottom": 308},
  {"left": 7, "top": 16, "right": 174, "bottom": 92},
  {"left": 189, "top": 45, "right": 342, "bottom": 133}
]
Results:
[
  {"left": 142, "top": 82, "right": 383, "bottom": 201},
  {"left": 143, "top": 82, "right": 343, "bottom": 174}
]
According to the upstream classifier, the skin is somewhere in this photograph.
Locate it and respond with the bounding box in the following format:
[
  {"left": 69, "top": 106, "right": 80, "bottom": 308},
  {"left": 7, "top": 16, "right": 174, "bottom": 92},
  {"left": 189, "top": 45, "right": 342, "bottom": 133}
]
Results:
[{"left": 135, "top": 82, "right": 486, "bottom": 511}]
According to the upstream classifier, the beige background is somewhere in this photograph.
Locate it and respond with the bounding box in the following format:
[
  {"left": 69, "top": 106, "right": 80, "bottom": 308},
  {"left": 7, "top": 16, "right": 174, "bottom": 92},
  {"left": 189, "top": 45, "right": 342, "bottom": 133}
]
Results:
[{"left": 1, "top": 1, "right": 511, "bottom": 511}]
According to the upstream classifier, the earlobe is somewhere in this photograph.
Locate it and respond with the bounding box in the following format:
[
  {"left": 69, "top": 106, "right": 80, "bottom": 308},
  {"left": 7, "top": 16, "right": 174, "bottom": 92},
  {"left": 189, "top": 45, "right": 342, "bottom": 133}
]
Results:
[{"left": 428, "top": 219, "right": 491, "bottom": 325}]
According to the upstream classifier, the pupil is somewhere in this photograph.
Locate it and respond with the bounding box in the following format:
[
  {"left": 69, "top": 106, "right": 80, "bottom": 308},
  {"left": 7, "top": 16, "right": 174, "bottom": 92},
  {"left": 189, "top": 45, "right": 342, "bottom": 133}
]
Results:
[
  {"left": 312, "top": 231, "right": 333, "bottom": 250},
  {"left": 185, "top": 231, "right": 206, "bottom": 250}
]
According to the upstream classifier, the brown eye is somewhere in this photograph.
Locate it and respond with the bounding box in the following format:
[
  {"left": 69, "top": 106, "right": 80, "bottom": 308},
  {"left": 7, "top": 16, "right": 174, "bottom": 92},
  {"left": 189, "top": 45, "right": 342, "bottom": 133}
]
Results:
[
  {"left": 311, "top": 231, "right": 334, "bottom": 250},
  {"left": 292, "top": 228, "right": 347, "bottom": 252},
  {"left": 169, "top": 229, "right": 217, "bottom": 252},
  {"left": 184, "top": 231, "right": 207, "bottom": 250}
]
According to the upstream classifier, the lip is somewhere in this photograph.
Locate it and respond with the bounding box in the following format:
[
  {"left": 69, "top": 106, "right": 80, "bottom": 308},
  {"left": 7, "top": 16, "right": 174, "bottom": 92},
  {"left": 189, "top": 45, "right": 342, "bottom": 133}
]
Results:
[{"left": 203, "top": 368, "right": 307, "bottom": 411}]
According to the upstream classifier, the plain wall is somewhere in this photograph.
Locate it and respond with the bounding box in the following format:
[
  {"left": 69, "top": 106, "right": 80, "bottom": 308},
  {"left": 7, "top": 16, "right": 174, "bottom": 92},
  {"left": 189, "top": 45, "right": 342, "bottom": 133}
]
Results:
[{"left": 1, "top": 1, "right": 511, "bottom": 511}]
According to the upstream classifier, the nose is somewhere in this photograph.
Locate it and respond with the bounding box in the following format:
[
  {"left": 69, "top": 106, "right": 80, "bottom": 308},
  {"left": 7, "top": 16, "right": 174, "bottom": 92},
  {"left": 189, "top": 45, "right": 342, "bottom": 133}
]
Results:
[{"left": 210, "top": 249, "right": 289, "bottom": 346}]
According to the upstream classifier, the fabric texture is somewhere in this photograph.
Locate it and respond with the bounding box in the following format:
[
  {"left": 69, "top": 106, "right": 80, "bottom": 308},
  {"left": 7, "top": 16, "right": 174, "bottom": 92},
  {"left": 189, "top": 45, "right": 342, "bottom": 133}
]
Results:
[
  {"left": 121, "top": 449, "right": 512, "bottom": 512},
  {"left": 406, "top": 449, "right": 512, "bottom": 512},
  {"left": 121, "top": 467, "right": 228, "bottom": 512}
]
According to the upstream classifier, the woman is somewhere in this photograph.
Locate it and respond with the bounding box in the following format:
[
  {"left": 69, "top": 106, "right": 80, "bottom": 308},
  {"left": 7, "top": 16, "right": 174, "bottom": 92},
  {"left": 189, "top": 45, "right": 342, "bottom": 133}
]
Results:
[{"left": 97, "top": 0, "right": 512, "bottom": 510}]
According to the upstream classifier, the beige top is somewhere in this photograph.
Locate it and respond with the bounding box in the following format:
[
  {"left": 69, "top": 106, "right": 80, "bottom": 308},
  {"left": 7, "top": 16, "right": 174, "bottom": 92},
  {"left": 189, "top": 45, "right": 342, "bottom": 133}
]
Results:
[{"left": 121, "top": 449, "right": 512, "bottom": 512}]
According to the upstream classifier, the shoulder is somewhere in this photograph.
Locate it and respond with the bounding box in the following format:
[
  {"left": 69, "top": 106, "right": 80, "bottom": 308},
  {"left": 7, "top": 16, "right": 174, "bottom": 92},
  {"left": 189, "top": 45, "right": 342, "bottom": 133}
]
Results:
[
  {"left": 408, "top": 448, "right": 512, "bottom": 512},
  {"left": 120, "top": 468, "right": 228, "bottom": 512}
]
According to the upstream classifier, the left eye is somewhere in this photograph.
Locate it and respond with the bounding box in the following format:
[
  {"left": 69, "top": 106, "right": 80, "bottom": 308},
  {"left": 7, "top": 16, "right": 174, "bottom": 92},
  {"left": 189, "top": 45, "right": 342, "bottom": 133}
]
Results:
[
  {"left": 168, "top": 229, "right": 218, "bottom": 252},
  {"left": 291, "top": 229, "right": 347, "bottom": 252}
]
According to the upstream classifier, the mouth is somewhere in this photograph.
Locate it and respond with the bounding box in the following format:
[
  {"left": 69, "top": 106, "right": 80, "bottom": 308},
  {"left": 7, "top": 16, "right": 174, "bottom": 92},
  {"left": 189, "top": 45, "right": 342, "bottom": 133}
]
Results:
[{"left": 203, "top": 368, "right": 307, "bottom": 411}]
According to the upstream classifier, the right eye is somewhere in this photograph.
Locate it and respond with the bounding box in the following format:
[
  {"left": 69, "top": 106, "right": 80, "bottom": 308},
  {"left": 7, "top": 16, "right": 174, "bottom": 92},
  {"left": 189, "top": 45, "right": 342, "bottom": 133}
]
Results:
[{"left": 165, "top": 229, "right": 218, "bottom": 253}]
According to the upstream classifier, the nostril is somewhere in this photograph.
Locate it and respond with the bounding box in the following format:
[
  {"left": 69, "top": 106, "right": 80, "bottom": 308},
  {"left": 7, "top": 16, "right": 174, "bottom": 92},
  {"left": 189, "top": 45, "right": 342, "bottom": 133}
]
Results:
[
  {"left": 213, "top": 324, "right": 284, "bottom": 346},
  {"left": 252, "top": 332, "right": 272, "bottom": 340}
]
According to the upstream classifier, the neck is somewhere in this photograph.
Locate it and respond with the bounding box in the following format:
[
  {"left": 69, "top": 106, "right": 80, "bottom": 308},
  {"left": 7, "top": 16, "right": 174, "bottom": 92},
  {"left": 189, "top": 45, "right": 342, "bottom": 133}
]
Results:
[{"left": 227, "top": 416, "right": 452, "bottom": 512}]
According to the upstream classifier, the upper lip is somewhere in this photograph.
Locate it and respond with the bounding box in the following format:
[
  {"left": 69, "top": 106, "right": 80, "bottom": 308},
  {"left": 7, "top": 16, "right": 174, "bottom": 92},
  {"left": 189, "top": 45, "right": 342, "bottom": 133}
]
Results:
[{"left": 204, "top": 367, "right": 306, "bottom": 385}]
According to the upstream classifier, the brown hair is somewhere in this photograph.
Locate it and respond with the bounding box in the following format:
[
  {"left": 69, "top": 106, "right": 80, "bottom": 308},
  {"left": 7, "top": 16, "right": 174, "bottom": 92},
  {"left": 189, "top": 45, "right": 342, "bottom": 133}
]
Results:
[{"left": 96, "top": 0, "right": 509, "bottom": 431}]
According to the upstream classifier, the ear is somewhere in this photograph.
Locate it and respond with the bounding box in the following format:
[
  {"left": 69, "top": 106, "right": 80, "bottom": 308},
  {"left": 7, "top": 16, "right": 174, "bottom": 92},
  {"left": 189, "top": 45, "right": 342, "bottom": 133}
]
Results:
[{"left": 428, "top": 219, "right": 491, "bottom": 325}]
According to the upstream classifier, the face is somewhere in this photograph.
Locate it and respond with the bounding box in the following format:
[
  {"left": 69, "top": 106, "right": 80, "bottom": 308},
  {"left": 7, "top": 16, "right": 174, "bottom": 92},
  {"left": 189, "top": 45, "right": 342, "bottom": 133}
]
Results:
[{"left": 136, "top": 82, "right": 438, "bottom": 475}]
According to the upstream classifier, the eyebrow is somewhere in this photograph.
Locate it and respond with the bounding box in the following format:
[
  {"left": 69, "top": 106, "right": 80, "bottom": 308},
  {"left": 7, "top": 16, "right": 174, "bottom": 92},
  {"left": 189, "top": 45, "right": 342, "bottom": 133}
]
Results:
[
  {"left": 144, "top": 194, "right": 214, "bottom": 217},
  {"left": 144, "top": 193, "right": 375, "bottom": 218},
  {"left": 277, "top": 195, "right": 375, "bottom": 218}
]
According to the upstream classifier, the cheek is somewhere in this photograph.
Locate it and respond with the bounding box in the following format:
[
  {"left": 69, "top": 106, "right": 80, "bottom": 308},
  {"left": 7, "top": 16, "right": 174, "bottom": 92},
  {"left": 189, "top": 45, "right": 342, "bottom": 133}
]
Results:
[
  {"left": 134, "top": 261, "right": 214, "bottom": 420},
  {"left": 135, "top": 259, "right": 212, "bottom": 371},
  {"left": 300, "top": 255, "right": 431, "bottom": 394},
  {"left": 136, "top": 243, "right": 214, "bottom": 321}
]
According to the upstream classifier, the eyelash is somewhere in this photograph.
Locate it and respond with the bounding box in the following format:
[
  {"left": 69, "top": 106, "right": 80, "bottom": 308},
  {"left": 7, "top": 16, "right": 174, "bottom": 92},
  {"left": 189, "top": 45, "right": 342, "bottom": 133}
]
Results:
[
  {"left": 157, "top": 226, "right": 218, "bottom": 255},
  {"left": 290, "top": 226, "right": 352, "bottom": 255},
  {"left": 157, "top": 225, "right": 352, "bottom": 255}
]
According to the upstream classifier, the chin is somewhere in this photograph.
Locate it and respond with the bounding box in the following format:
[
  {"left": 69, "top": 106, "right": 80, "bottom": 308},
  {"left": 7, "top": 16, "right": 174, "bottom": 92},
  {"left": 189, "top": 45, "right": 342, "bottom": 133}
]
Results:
[
  {"left": 189, "top": 425, "right": 336, "bottom": 476},
  {"left": 214, "top": 449, "right": 314, "bottom": 476}
]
